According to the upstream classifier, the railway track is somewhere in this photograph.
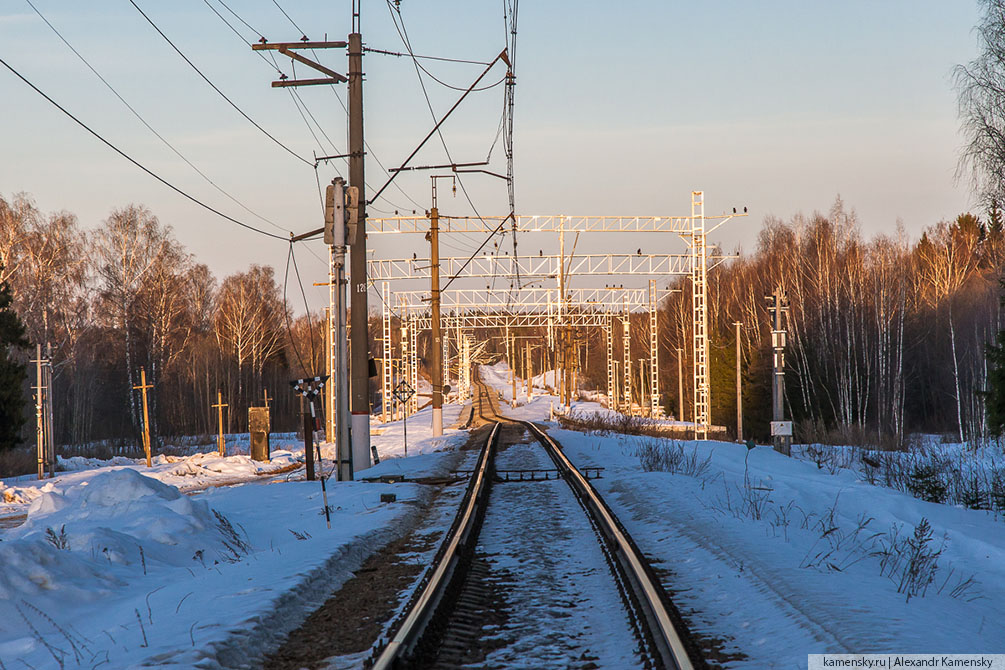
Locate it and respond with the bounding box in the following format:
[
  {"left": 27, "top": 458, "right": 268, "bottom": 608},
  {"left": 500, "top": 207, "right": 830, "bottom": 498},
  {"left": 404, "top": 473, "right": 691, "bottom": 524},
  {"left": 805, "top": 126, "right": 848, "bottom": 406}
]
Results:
[{"left": 366, "top": 373, "right": 706, "bottom": 670}]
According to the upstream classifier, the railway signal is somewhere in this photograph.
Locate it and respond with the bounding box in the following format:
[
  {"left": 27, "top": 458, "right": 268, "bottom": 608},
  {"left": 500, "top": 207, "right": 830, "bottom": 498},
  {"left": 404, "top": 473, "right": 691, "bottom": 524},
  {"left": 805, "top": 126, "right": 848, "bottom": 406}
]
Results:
[{"left": 291, "top": 374, "right": 333, "bottom": 528}]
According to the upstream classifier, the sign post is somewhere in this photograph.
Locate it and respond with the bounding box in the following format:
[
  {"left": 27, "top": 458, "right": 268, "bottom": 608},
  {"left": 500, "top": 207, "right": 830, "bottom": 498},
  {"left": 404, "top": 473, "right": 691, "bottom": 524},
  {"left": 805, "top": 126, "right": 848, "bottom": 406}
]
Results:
[{"left": 394, "top": 380, "right": 415, "bottom": 457}]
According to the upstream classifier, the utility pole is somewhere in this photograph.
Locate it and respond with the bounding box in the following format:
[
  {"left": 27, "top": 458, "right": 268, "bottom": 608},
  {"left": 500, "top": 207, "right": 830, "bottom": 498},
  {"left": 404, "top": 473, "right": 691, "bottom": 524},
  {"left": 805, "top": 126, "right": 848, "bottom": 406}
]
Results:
[
  {"left": 326, "top": 178, "right": 353, "bottom": 481},
  {"left": 44, "top": 344, "right": 53, "bottom": 478},
  {"left": 429, "top": 176, "right": 450, "bottom": 436},
  {"left": 735, "top": 321, "right": 743, "bottom": 442},
  {"left": 638, "top": 358, "right": 646, "bottom": 413},
  {"left": 134, "top": 368, "right": 153, "bottom": 467},
  {"left": 767, "top": 286, "right": 791, "bottom": 455},
  {"left": 676, "top": 348, "right": 684, "bottom": 422},
  {"left": 347, "top": 23, "right": 372, "bottom": 473},
  {"left": 525, "top": 341, "right": 532, "bottom": 401},
  {"left": 212, "top": 390, "right": 227, "bottom": 458},
  {"left": 32, "top": 344, "right": 45, "bottom": 479},
  {"left": 511, "top": 330, "right": 518, "bottom": 407},
  {"left": 252, "top": 21, "right": 369, "bottom": 472},
  {"left": 263, "top": 388, "right": 271, "bottom": 409}
]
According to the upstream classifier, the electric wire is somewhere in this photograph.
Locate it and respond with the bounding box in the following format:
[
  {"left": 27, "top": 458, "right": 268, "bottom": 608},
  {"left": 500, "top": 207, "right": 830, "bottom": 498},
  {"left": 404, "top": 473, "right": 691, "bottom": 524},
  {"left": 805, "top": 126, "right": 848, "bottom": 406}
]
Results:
[
  {"left": 386, "top": 1, "right": 505, "bottom": 242},
  {"left": 440, "top": 214, "right": 514, "bottom": 292},
  {"left": 282, "top": 244, "right": 311, "bottom": 374},
  {"left": 324, "top": 85, "right": 426, "bottom": 211},
  {"left": 215, "top": 0, "right": 266, "bottom": 41},
  {"left": 128, "top": 0, "right": 312, "bottom": 167},
  {"left": 26, "top": 0, "right": 288, "bottom": 235},
  {"left": 0, "top": 55, "right": 288, "bottom": 241},
  {"left": 365, "top": 47, "right": 492, "bottom": 66},
  {"left": 389, "top": 2, "right": 512, "bottom": 295},
  {"left": 290, "top": 244, "right": 318, "bottom": 369},
  {"left": 265, "top": 0, "right": 424, "bottom": 212},
  {"left": 270, "top": 0, "right": 308, "bottom": 38}
]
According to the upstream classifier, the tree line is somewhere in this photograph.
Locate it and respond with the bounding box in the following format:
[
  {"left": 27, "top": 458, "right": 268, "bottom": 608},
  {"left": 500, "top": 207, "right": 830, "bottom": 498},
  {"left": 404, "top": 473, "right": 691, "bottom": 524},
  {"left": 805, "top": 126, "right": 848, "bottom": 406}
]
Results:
[
  {"left": 2, "top": 191, "right": 1004, "bottom": 451},
  {"left": 644, "top": 198, "right": 1004, "bottom": 446},
  {"left": 0, "top": 192, "right": 328, "bottom": 447}
]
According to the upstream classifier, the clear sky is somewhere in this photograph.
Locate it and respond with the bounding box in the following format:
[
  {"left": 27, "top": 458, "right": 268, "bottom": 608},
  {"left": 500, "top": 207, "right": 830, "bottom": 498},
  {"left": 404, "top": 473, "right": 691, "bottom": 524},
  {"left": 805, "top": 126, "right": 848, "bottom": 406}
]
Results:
[{"left": 0, "top": 1, "right": 983, "bottom": 308}]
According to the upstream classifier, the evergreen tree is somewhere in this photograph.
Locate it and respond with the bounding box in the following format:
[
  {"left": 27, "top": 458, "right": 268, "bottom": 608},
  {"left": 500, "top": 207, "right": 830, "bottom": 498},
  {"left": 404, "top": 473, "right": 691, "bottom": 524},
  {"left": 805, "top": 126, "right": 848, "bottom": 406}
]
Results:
[
  {"left": 0, "top": 272, "right": 28, "bottom": 450},
  {"left": 984, "top": 277, "right": 1005, "bottom": 436}
]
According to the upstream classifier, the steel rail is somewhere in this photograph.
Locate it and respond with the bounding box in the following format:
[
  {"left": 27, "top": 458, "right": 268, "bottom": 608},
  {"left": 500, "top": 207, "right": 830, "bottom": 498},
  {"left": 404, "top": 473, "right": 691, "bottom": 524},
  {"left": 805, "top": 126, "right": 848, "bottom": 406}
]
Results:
[
  {"left": 368, "top": 380, "right": 699, "bottom": 669},
  {"left": 369, "top": 397, "right": 499, "bottom": 669},
  {"left": 519, "top": 419, "right": 698, "bottom": 670}
]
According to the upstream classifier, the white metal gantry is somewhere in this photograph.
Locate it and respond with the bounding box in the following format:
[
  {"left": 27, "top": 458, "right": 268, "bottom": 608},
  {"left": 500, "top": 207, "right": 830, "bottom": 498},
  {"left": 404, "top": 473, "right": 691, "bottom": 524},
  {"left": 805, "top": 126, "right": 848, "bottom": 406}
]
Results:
[
  {"left": 368, "top": 254, "right": 692, "bottom": 281},
  {"left": 369, "top": 195, "right": 743, "bottom": 433},
  {"left": 367, "top": 213, "right": 728, "bottom": 235},
  {"left": 690, "top": 191, "right": 710, "bottom": 439},
  {"left": 649, "top": 279, "right": 662, "bottom": 418}
]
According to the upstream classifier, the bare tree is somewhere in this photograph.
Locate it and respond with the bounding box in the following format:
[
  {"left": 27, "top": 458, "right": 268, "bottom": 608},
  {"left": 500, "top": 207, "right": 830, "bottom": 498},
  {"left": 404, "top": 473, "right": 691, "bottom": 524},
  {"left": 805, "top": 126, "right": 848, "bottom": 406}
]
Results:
[
  {"left": 214, "top": 265, "right": 286, "bottom": 414},
  {"left": 91, "top": 205, "right": 169, "bottom": 429},
  {"left": 955, "top": 0, "right": 1005, "bottom": 207}
]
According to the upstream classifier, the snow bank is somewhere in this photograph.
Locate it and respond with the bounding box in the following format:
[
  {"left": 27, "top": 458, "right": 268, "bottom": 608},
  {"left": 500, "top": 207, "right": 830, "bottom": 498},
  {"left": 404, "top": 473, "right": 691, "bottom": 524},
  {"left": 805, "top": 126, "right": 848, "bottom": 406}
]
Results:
[{"left": 0, "top": 470, "right": 221, "bottom": 605}]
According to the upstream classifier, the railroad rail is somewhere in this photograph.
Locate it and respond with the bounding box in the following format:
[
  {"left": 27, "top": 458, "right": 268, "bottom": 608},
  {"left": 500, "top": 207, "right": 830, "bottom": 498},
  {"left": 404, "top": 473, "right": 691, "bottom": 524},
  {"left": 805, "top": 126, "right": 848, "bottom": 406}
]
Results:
[{"left": 366, "top": 376, "right": 704, "bottom": 669}]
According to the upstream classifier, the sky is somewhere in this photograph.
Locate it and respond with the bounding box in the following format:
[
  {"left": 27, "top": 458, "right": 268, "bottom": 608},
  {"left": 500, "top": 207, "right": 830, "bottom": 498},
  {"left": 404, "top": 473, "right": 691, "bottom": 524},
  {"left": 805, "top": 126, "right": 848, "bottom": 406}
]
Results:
[{"left": 0, "top": 1, "right": 984, "bottom": 310}]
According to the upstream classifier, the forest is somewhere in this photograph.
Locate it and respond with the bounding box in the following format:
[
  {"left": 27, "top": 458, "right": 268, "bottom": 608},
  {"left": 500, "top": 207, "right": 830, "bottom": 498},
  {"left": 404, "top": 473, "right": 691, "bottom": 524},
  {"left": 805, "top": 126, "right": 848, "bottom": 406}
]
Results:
[{"left": 1, "top": 191, "right": 1003, "bottom": 451}]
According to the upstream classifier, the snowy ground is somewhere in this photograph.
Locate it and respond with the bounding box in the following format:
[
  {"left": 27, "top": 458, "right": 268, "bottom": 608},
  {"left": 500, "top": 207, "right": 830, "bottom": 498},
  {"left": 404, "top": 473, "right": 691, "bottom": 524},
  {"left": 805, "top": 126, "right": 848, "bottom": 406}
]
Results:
[
  {"left": 3, "top": 361, "right": 1001, "bottom": 669},
  {"left": 0, "top": 403, "right": 469, "bottom": 669},
  {"left": 477, "top": 364, "right": 1005, "bottom": 667},
  {"left": 475, "top": 426, "right": 642, "bottom": 669}
]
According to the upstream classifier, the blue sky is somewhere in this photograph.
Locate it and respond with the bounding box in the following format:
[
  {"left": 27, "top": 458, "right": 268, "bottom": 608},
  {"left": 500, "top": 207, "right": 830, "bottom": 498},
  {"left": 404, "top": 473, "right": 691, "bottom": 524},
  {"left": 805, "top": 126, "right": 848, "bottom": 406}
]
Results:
[{"left": 0, "top": 1, "right": 983, "bottom": 299}]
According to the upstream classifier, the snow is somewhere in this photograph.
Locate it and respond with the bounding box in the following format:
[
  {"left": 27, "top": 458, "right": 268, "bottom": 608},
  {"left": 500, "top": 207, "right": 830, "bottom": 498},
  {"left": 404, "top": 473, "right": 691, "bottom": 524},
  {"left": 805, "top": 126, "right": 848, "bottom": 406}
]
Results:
[
  {"left": 478, "top": 366, "right": 1005, "bottom": 666},
  {"left": 0, "top": 416, "right": 469, "bottom": 669},
  {"left": 476, "top": 429, "right": 642, "bottom": 669},
  {"left": 1, "top": 360, "right": 1000, "bottom": 669}
]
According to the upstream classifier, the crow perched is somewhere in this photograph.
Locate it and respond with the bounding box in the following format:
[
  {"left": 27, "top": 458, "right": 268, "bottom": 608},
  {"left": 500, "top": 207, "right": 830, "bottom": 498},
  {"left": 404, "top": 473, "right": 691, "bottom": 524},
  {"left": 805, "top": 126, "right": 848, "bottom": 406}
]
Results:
[
  {"left": 744, "top": 206, "right": 748, "bottom": 213},
  {"left": 412, "top": 252, "right": 417, "bottom": 260},
  {"left": 733, "top": 207, "right": 737, "bottom": 214},
  {"left": 637, "top": 248, "right": 641, "bottom": 255}
]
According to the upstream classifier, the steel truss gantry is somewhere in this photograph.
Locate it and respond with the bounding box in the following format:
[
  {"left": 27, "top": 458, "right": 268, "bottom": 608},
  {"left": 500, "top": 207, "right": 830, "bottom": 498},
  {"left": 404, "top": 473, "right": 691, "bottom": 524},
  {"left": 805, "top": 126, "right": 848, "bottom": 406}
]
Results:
[
  {"left": 368, "top": 254, "right": 692, "bottom": 281},
  {"left": 367, "top": 213, "right": 733, "bottom": 235},
  {"left": 390, "top": 287, "right": 651, "bottom": 315},
  {"left": 371, "top": 193, "right": 743, "bottom": 436}
]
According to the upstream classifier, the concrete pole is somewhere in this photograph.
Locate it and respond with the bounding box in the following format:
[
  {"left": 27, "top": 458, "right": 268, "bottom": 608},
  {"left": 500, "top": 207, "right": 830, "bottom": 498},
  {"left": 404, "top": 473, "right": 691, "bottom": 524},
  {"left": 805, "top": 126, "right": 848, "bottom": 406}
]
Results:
[
  {"left": 332, "top": 195, "right": 352, "bottom": 481},
  {"left": 348, "top": 30, "right": 372, "bottom": 472},
  {"left": 429, "top": 198, "right": 443, "bottom": 436}
]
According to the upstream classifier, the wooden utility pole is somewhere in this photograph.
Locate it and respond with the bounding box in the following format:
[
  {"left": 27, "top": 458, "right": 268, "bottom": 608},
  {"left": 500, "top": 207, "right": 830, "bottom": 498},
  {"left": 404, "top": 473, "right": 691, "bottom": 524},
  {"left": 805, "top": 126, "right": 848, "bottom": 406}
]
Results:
[
  {"left": 638, "top": 358, "right": 646, "bottom": 414},
  {"left": 212, "top": 390, "right": 228, "bottom": 457},
  {"left": 511, "top": 331, "right": 518, "bottom": 407},
  {"left": 33, "top": 344, "right": 45, "bottom": 479},
  {"left": 134, "top": 368, "right": 154, "bottom": 467},
  {"left": 676, "top": 348, "right": 684, "bottom": 422},
  {"left": 263, "top": 388, "right": 271, "bottom": 409},
  {"left": 735, "top": 321, "right": 743, "bottom": 442},
  {"left": 525, "top": 341, "right": 532, "bottom": 401}
]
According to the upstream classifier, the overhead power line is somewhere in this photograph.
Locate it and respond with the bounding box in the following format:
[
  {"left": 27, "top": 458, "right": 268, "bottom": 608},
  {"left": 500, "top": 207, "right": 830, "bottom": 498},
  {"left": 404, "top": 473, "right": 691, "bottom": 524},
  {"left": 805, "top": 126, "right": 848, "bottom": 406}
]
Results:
[
  {"left": 26, "top": 0, "right": 288, "bottom": 236},
  {"left": 128, "top": 0, "right": 312, "bottom": 167},
  {"left": 365, "top": 47, "right": 492, "bottom": 66},
  {"left": 0, "top": 55, "right": 288, "bottom": 241}
]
